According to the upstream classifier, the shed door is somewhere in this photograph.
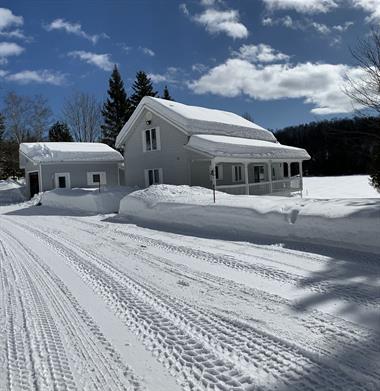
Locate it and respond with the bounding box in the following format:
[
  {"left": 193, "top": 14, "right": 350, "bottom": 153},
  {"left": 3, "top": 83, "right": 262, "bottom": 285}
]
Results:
[{"left": 29, "top": 172, "right": 39, "bottom": 198}]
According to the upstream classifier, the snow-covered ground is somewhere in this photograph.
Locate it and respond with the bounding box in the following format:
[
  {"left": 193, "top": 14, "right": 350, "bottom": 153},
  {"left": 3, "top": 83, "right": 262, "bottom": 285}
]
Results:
[
  {"left": 303, "top": 175, "right": 379, "bottom": 198},
  {"left": 0, "top": 193, "right": 379, "bottom": 390},
  {"left": 0, "top": 179, "right": 26, "bottom": 205}
]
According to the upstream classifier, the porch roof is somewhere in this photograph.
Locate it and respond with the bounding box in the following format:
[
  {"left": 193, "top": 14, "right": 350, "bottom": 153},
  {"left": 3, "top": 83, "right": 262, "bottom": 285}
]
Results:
[{"left": 186, "top": 134, "right": 311, "bottom": 160}]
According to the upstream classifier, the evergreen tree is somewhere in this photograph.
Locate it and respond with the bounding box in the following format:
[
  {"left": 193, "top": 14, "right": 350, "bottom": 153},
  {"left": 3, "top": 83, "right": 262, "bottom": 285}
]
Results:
[
  {"left": 370, "top": 145, "right": 380, "bottom": 191},
  {"left": 48, "top": 121, "right": 73, "bottom": 142},
  {"left": 162, "top": 85, "right": 173, "bottom": 101},
  {"left": 0, "top": 113, "right": 4, "bottom": 143},
  {"left": 101, "top": 65, "right": 131, "bottom": 148},
  {"left": 129, "top": 71, "right": 157, "bottom": 112}
]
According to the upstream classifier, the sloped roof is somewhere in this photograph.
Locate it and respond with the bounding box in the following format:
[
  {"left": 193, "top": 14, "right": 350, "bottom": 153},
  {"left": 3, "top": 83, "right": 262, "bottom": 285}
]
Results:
[
  {"left": 115, "top": 97, "right": 277, "bottom": 147},
  {"left": 186, "top": 134, "right": 311, "bottom": 160},
  {"left": 20, "top": 142, "right": 123, "bottom": 163}
]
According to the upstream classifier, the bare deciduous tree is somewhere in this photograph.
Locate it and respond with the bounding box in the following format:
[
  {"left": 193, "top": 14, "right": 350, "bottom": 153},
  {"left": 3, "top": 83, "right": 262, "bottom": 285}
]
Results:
[
  {"left": 345, "top": 30, "right": 380, "bottom": 117},
  {"left": 3, "top": 92, "right": 30, "bottom": 143},
  {"left": 63, "top": 92, "right": 102, "bottom": 142},
  {"left": 3, "top": 91, "right": 51, "bottom": 143},
  {"left": 30, "top": 95, "right": 52, "bottom": 141}
]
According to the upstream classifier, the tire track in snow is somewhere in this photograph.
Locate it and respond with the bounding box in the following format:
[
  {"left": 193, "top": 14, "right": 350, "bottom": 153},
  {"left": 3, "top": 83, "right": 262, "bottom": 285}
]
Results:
[
  {"left": 0, "top": 226, "right": 145, "bottom": 391},
  {"left": 8, "top": 218, "right": 373, "bottom": 391},
  {"left": 106, "top": 228, "right": 380, "bottom": 308},
  {"left": 0, "top": 238, "right": 76, "bottom": 391},
  {"left": 92, "top": 231, "right": 380, "bottom": 387}
]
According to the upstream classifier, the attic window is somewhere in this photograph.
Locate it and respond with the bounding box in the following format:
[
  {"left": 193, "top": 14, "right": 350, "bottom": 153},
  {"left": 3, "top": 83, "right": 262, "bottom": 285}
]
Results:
[{"left": 143, "top": 127, "right": 161, "bottom": 152}]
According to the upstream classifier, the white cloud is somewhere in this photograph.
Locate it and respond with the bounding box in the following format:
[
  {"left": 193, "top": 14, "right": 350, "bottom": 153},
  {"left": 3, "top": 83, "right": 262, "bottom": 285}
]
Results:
[
  {"left": 68, "top": 51, "right": 114, "bottom": 71},
  {"left": 0, "top": 29, "right": 31, "bottom": 41},
  {"left": 179, "top": 3, "right": 190, "bottom": 16},
  {"left": 192, "top": 63, "right": 209, "bottom": 73},
  {"left": 45, "top": 18, "right": 108, "bottom": 44},
  {"left": 263, "top": 15, "right": 352, "bottom": 36},
  {"left": 0, "top": 8, "right": 23, "bottom": 30},
  {"left": 148, "top": 67, "right": 183, "bottom": 84},
  {"left": 333, "top": 21, "right": 354, "bottom": 31},
  {"left": 234, "top": 44, "right": 290, "bottom": 63},
  {"left": 194, "top": 8, "right": 248, "bottom": 39},
  {"left": 189, "top": 58, "right": 364, "bottom": 114},
  {"left": 262, "top": 0, "right": 338, "bottom": 13},
  {"left": 0, "top": 42, "right": 24, "bottom": 62},
  {"left": 4, "top": 69, "right": 66, "bottom": 85},
  {"left": 139, "top": 47, "right": 155, "bottom": 56},
  {"left": 352, "top": 0, "right": 380, "bottom": 22}
]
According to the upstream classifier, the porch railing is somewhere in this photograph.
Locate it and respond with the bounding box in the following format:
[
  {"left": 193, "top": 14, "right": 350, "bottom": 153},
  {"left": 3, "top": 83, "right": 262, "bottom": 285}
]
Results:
[{"left": 216, "top": 175, "right": 302, "bottom": 196}]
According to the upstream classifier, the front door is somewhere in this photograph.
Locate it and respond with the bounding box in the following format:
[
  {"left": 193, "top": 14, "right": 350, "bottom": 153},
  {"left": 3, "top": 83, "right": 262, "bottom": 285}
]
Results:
[{"left": 29, "top": 172, "right": 39, "bottom": 198}]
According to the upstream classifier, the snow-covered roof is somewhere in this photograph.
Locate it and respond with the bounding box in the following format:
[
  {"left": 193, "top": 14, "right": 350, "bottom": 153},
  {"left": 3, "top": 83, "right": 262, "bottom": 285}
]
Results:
[
  {"left": 20, "top": 142, "right": 123, "bottom": 163},
  {"left": 116, "top": 97, "right": 277, "bottom": 147},
  {"left": 186, "top": 134, "right": 311, "bottom": 160}
]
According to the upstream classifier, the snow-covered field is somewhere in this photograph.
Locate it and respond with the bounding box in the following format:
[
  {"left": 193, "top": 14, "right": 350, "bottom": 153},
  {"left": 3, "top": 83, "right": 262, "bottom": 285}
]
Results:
[
  {"left": 303, "top": 175, "right": 380, "bottom": 198},
  {"left": 0, "top": 185, "right": 379, "bottom": 390}
]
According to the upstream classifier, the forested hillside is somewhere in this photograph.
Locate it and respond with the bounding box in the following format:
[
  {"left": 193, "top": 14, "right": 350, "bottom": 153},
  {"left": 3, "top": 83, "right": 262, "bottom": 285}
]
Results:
[{"left": 275, "top": 117, "right": 379, "bottom": 176}]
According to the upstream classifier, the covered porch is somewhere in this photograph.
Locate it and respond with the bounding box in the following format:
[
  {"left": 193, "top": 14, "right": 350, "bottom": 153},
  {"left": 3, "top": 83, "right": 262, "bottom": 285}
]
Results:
[
  {"left": 211, "top": 158, "right": 303, "bottom": 196},
  {"left": 186, "top": 134, "right": 311, "bottom": 196}
]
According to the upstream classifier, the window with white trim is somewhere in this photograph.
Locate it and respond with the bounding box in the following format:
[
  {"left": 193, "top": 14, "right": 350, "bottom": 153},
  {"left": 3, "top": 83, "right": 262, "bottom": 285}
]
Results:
[
  {"left": 215, "top": 165, "right": 223, "bottom": 180},
  {"left": 55, "top": 172, "right": 71, "bottom": 189},
  {"left": 87, "top": 171, "right": 107, "bottom": 186},
  {"left": 144, "top": 168, "right": 163, "bottom": 187},
  {"left": 142, "top": 127, "right": 161, "bottom": 152},
  {"left": 232, "top": 165, "right": 243, "bottom": 182}
]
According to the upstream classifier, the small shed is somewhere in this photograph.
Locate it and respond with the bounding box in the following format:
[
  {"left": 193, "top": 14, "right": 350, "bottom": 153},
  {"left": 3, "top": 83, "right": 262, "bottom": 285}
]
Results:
[{"left": 19, "top": 142, "right": 124, "bottom": 198}]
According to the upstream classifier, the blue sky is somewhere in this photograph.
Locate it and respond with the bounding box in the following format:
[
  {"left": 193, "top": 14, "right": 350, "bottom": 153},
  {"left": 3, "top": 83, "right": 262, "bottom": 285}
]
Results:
[{"left": 0, "top": 0, "right": 376, "bottom": 130}]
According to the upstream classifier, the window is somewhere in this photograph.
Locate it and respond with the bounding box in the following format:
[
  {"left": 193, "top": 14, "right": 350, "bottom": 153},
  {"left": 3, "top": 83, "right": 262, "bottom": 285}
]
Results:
[
  {"left": 215, "top": 165, "right": 223, "bottom": 180},
  {"left": 58, "top": 176, "right": 66, "bottom": 188},
  {"left": 232, "top": 165, "right": 243, "bottom": 182},
  {"left": 143, "top": 127, "right": 161, "bottom": 152},
  {"left": 145, "top": 168, "right": 163, "bottom": 187},
  {"left": 253, "top": 166, "right": 265, "bottom": 183},
  {"left": 92, "top": 174, "right": 101, "bottom": 183},
  {"left": 55, "top": 173, "right": 71, "bottom": 189},
  {"left": 87, "top": 172, "right": 106, "bottom": 186}
]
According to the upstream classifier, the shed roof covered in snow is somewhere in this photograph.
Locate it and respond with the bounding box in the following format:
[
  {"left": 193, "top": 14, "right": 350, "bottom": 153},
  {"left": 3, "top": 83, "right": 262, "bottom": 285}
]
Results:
[
  {"left": 186, "top": 134, "right": 311, "bottom": 160},
  {"left": 115, "top": 97, "right": 277, "bottom": 147},
  {"left": 20, "top": 142, "right": 123, "bottom": 163}
]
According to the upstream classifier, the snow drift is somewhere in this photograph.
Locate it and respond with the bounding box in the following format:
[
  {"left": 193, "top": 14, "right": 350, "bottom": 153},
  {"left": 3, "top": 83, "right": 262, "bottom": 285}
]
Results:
[
  {"left": 0, "top": 179, "right": 26, "bottom": 205},
  {"left": 42, "top": 187, "right": 135, "bottom": 214},
  {"left": 119, "top": 185, "right": 380, "bottom": 254}
]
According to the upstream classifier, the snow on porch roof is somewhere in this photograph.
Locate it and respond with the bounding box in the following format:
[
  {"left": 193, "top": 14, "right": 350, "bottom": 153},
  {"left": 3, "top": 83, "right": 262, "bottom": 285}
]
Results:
[
  {"left": 186, "top": 134, "right": 311, "bottom": 160},
  {"left": 115, "top": 97, "right": 277, "bottom": 147},
  {"left": 20, "top": 142, "right": 124, "bottom": 163}
]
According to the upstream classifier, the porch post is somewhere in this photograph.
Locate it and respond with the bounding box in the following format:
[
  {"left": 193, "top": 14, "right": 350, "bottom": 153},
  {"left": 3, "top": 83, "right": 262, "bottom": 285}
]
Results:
[
  {"left": 268, "top": 160, "right": 273, "bottom": 194},
  {"left": 287, "top": 162, "right": 291, "bottom": 178},
  {"left": 211, "top": 158, "right": 216, "bottom": 203},
  {"left": 299, "top": 161, "right": 303, "bottom": 197},
  {"left": 244, "top": 162, "right": 249, "bottom": 195}
]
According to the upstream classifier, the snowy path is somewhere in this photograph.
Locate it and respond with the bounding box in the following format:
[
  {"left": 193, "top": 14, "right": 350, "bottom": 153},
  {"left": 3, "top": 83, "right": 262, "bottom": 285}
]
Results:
[{"left": 0, "top": 205, "right": 379, "bottom": 390}]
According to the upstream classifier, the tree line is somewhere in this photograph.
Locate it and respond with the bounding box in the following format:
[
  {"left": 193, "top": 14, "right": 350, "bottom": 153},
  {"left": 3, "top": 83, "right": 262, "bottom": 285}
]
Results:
[
  {"left": 0, "top": 67, "right": 173, "bottom": 178},
  {"left": 275, "top": 116, "right": 379, "bottom": 179}
]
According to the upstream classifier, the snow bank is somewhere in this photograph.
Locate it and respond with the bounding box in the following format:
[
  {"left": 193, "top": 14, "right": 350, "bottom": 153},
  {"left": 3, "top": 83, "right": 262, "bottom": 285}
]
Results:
[
  {"left": 120, "top": 185, "right": 380, "bottom": 254},
  {"left": 42, "top": 186, "right": 136, "bottom": 214},
  {"left": 0, "top": 179, "right": 26, "bottom": 205},
  {"left": 303, "top": 175, "right": 380, "bottom": 199}
]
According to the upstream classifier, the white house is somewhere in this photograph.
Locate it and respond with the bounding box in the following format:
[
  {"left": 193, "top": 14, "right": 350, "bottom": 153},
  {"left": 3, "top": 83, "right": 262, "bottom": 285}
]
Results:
[
  {"left": 116, "top": 97, "right": 310, "bottom": 196},
  {"left": 116, "top": 97, "right": 310, "bottom": 194}
]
